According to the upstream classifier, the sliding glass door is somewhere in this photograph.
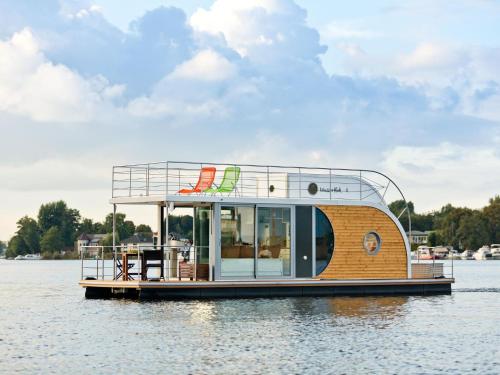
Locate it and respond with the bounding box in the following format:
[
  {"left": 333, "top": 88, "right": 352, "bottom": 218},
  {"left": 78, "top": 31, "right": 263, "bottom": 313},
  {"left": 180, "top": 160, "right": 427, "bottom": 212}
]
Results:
[
  {"left": 220, "top": 206, "right": 255, "bottom": 278},
  {"left": 256, "top": 207, "right": 292, "bottom": 277},
  {"left": 219, "top": 204, "right": 293, "bottom": 279}
]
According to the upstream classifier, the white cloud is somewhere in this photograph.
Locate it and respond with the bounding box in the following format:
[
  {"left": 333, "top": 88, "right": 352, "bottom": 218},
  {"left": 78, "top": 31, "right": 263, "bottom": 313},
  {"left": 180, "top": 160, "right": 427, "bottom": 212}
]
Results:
[
  {"left": 321, "top": 22, "right": 382, "bottom": 40},
  {"left": 0, "top": 28, "right": 123, "bottom": 122},
  {"left": 190, "top": 0, "right": 326, "bottom": 62},
  {"left": 397, "top": 42, "right": 466, "bottom": 73},
  {"left": 382, "top": 142, "right": 500, "bottom": 211},
  {"left": 168, "top": 49, "right": 237, "bottom": 82}
]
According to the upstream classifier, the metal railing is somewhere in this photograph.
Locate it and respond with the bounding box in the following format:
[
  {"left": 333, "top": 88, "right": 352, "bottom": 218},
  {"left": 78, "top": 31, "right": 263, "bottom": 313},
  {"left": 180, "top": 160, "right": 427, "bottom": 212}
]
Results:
[
  {"left": 112, "top": 161, "right": 408, "bottom": 204},
  {"left": 412, "top": 250, "right": 454, "bottom": 279},
  {"left": 80, "top": 245, "right": 210, "bottom": 282}
]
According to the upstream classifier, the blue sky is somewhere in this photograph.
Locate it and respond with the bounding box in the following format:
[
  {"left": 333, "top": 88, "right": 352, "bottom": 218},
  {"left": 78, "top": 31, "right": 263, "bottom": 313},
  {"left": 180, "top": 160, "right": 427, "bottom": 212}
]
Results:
[{"left": 1, "top": 0, "right": 500, "bottom": 239}]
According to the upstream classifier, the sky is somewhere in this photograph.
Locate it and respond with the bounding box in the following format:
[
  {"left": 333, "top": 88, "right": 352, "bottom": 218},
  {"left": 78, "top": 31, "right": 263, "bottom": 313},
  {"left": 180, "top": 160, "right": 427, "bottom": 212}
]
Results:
[{"left": 1, "top": 0, "right": 500, "bottom": 240}]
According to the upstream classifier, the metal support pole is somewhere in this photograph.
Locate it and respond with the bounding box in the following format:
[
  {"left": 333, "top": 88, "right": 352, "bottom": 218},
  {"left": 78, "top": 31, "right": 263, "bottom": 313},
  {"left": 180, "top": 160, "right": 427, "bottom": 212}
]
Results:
[
  {"left": 112, "top": 204, "right": 116, "bottom": 279},
  {"left": 101, "top": 246, "right": 105, "bottom": 280},
  {"left": 80, "top": 246, "right": 84, "bottom": 279}
]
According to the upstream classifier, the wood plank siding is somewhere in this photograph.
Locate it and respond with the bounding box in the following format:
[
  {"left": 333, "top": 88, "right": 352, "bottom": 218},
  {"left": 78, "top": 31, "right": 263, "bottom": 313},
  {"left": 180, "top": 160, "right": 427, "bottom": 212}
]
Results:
[{"left": 316, "top": 205, "right": 408, "bottom": 279}]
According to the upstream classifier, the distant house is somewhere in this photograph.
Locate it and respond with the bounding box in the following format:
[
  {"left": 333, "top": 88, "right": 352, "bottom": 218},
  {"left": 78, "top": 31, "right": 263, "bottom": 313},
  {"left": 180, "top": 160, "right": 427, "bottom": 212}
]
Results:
[
  {"left": 76, "top": 233, "right": 107, "bottom": 255},
  {"left": 120, "top": 233, "right": 154, "bottom": 250},
  {"left": 406, "top": 230, "right": 428, "bottom": 244}
]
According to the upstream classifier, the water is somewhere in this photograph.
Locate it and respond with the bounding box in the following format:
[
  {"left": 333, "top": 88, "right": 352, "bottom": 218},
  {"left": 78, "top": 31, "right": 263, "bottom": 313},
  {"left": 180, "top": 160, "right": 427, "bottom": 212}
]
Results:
[{"left": 0, "top": 260, "right": 499, "bottom": 374}]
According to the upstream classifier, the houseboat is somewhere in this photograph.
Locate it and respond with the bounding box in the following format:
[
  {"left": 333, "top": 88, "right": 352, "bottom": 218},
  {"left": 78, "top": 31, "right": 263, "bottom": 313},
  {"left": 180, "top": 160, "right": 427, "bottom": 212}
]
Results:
[{"left": 80, "top": 161, "right": 453, "bottom": 299}]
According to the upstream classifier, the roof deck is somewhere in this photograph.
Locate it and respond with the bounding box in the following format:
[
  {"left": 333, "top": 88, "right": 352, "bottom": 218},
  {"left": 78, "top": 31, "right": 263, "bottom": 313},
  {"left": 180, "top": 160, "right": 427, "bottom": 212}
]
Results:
[{"left": 111, "top": 161, "right": 409, "bottom": 209}]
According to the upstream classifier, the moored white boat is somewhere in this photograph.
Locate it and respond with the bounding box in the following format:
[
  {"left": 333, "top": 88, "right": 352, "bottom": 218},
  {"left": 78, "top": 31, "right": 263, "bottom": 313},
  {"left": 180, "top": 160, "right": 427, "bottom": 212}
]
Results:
[
  {"left": 490, "top": 244, "right": 500, "bottom": 260},
  {"left": 460, "top": 250, "right": 474, "bottom": 260},
  {"left": 14, "top": 254, "right": 42, "bottom": 260},
  {"left": 447, "top": 249, "right": 461, "bottom": 260},
  {"left": 473, "top": 246, "right": 492, "bottom": 261}
]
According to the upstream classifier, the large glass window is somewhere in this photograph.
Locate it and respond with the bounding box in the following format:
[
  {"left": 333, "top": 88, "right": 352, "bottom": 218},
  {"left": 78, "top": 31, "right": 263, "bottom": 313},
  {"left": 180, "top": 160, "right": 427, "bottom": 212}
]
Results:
[
  {"left": 220, "top": 206, "right": 255, "bottom": 278},
  {"left": 315, "top": 208, "right": 334, "bottom": 275},
  {"left": 257, "top": 207, "right": 291, "bottom": 277}
]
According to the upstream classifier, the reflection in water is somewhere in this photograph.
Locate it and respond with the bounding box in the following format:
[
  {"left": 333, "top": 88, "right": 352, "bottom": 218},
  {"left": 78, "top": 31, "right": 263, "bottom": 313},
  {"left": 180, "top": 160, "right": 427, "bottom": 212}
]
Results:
[{"left": 327, "top": 296, "right": 408, "bottom": 319}]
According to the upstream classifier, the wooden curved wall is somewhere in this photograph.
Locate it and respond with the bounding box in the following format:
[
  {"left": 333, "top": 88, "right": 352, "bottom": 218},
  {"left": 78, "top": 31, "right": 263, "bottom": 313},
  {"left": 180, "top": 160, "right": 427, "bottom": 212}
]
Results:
[{"left": 316, "top": 205, "right": 408, "bottom": 279}]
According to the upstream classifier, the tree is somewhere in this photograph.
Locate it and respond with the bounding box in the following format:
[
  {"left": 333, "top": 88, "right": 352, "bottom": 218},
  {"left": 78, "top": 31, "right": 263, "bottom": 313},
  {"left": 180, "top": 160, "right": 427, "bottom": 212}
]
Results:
[
  {"left": 0, "top": 240, "right": 6, "bottom": 255},
  {"left": 16, "top": 216, "right": 40, "bottom": 253},
  {"left": 38, "top": 201, "right": 81, "bottom": 247},
  {"left": 135, "top": 224, "right": 153, "bottom": 241},
  {"left": 456, "top": 211, "right": 490, "bottom": 250},
  {"left": 135, "top": 224, "right": 152, "bottom": 234},
  {"left": 6, "top": 235, "right": 28, "bottom": 257},
  {"left": 40, "top": 226, "right": 64, "bottom": 253},
  {"left": 427, "top": 231, "right": 443, "bottom": 247},
  {"left": 483, "top": 196, "right": 500, "bottom": 243},
  {"left": 102, "top": 213, "right": 135, "bottom": 240}
]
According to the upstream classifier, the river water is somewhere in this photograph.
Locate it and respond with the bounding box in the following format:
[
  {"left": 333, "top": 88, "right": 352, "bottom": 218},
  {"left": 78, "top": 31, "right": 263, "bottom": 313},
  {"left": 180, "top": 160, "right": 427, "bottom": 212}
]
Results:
[{"left": 0, "top": 260, "right": 499, "bottom": 374}]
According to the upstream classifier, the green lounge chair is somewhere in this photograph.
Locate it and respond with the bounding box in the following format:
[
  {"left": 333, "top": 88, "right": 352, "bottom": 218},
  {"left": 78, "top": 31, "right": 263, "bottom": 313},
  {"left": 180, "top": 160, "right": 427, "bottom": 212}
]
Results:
[{"left": 205, "top": 166, "right": 240, "bottom": 194}]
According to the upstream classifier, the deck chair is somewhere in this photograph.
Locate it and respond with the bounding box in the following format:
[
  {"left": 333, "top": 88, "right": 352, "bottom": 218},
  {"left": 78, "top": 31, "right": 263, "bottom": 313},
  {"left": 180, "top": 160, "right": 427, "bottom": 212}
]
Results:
[
  {"left": 178, "top": 167, "right": 216, "bottom": 194},
  {"left": 205, "top": 166, "right": 241, "bottom": 195}
]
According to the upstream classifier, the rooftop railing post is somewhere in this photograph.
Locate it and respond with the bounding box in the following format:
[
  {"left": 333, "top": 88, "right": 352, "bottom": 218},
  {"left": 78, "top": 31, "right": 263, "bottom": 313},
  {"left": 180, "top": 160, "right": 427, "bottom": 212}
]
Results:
[
  {"left": 112, "top": 166, "right": 115, "bottom": 198},
  {"left": 267, "top": 166, "right": 270, "bottom": 198},
  {"left": 359, "top": 171, "right": 362, "bottom": 201},
  {"left": 166, "top": 162, "right": 169, "bottom": 196},
  {"left": 129, "top": 168, "right": 132, "bottom": 197},
  {"left": 299, "top": 168, "right": 302, "bottom": 198},
  {"left": 329, "top": 169, "right": 332, "bottom": 201},
  {"left": 146, "top": 165, "right": 150, "bottom": 196}
]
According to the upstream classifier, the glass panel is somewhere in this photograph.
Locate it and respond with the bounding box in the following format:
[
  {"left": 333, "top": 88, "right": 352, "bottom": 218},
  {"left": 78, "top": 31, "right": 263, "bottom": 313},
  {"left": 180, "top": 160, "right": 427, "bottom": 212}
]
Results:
[
  {"left": 257, "top": 207, "right": 291, "bottom": 277},
  {"left": 194, "top": 207, "right": 210, "bottom": 265},
  {"left": 315, "top": 208, "right": 334, "bottom": 275},
  {"left": 220, "top": 206, "right": 255, "bottom": 278}
]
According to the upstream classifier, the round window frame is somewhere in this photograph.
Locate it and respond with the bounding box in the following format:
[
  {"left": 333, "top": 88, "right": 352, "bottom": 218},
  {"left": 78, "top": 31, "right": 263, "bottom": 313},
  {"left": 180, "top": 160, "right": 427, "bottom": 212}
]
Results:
[
  {"left": 363, "top": 231, "right": 382, "bottom": 256},
  {"left": 308, "top": 182, "right": 318, "bottom": 195}
]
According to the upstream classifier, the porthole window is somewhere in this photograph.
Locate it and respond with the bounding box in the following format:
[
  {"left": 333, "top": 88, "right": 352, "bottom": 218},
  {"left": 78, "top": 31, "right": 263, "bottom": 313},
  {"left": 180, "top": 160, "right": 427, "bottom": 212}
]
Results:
[
  {"left": 269, "top": 184, "right": 275, "bottom": 193},
  {"left": 363, "top": 232, "right": 381, "bottom": 256},
  {"left": 308, "top": 182, "right": 318, "bottom": 195}
]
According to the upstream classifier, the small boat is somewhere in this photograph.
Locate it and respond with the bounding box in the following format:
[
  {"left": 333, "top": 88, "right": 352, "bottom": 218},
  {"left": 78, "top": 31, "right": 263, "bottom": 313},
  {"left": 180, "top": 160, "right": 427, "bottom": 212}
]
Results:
[
  {"left": 14, "top": 254, "right": 42, "bottom": 260},
  {"left": 473, "top": 246, "right": 492, "bottom": 260},
  {"left": 490, "top": 244, "right": 500, "bottom": 260},
  {"left": 447, "top": 249, "right": 461, "bottom": 260},
  {"left": 415, "top": 246, "right": 436, "bottom": 260},
  {"left": 432, "top": 246, "right": 449, "bottom": 260},
  {"left": 460, "top": 249, "right": 474, "bottom": 260}
]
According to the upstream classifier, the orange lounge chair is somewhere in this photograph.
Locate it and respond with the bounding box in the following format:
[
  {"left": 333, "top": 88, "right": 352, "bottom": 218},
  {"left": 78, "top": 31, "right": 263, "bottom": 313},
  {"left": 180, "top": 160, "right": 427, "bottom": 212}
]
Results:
[{"left": 178, "top": 167, "right": 216, "bottom": 194}]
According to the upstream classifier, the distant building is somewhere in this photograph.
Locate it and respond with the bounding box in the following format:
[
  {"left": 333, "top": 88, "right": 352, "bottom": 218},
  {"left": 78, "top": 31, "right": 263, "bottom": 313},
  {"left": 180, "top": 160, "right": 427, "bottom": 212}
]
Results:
[
  {"left": 406, "top": 230, "right": 428, "bottom": 244},
  {"left": 120, "top": 233, "right": 155, "bottom": 250},
  {"left": 77, "top": 233, "right": 107, "bottom": 255}
]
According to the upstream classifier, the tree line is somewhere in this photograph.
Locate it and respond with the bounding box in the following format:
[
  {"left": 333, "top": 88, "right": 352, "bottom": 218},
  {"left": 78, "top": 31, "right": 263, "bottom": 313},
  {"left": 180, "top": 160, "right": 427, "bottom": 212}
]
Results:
[
  {"left": 3, "top": 197, "right": 499, "bottom": 258},
  {"left": 389, "top": 196, "right": 500, "bottom": 250},
  {"left": 3, "top": 200, "right": 193, "bottom": 258}
]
